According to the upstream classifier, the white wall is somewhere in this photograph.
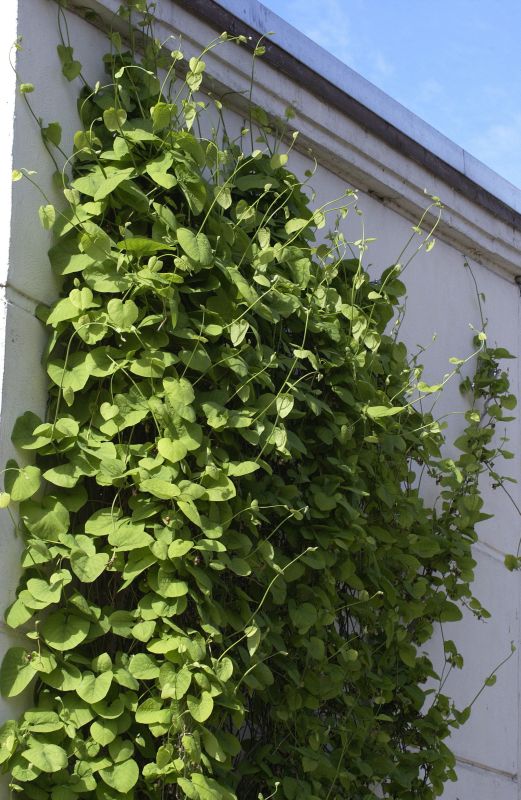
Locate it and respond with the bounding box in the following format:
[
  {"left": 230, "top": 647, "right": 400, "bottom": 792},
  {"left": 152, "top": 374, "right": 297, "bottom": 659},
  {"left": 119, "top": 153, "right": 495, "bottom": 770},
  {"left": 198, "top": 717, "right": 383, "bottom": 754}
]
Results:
[{"left": 2, "top": 0, "right": 521, "bottom": 797}]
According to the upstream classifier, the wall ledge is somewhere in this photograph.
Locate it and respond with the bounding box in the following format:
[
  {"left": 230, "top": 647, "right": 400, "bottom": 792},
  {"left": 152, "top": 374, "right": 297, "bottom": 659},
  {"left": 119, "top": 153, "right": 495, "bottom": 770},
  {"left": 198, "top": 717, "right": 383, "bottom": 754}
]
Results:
[{"left": 72, "top": 0, "right": 521, "bottom": 278}]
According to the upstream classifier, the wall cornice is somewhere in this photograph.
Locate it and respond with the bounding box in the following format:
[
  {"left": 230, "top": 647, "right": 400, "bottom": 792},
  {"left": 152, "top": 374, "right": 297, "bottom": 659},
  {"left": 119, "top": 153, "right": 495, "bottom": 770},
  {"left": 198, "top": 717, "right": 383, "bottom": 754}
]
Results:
[{"left": 73, "top": 0, "right": 521, "bottom": 278}]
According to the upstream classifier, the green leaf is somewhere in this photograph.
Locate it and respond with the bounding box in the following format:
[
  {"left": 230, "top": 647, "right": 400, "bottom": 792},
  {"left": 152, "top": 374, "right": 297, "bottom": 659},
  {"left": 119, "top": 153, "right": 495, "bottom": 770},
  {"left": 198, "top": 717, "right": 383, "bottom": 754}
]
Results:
[
  {"left": 177, "top": 228, "right": 212, "bottom": 265},
  {"left": 159, "top": 663, "right": 191, "bottom": 699},
  {"left": 100, "top": 759, "right": 139, "bottom": 793},
  {"left": 41, "top": 662, "right": 81, "bottom": 692},
  {"left": 43, "top": 463, "right": 81, "bottom": 488},
  {"left": 201, "top": 472, "right": 235, "bottom": 502},
  {"left": 0, "top": 648, "right": 37, "bottom": 697},
  {"left": 398, "top": 642, "right": 417, "bottom": 668},
  {"left": 21, "top": 743, "right": 68, "bottom": 773},
  {"left": 40, "top": 611, "right": 90, "bottom": 651},
  {"left": 202, "top": 729, "right": 227, "bottom": 762},
  {"left": 70, "top": 549, "right": 109, "bottom": 582},
  {"left": 72, "top": 169, "right": 105, "bottom": 197},
  {"left": 504, "top": 554, "right": 520, "bottom": 571},
  {"left": 85, "top": 508, "right": 121, "bottom": 536},
  {"left": 132, "top": 620, "right": 155, "bottom": 642},
  {"left": 117, "top": 237, "right": 175, "bottom": 255},
  {"left": 135, "top": 697, "right": 169, "bottom": 724},
  {"left": 39, "top": 203, "right": 56, "bottom": 229},
  {"left": 107, "top": 519, "right": 153, "bottom": 551},
  {"left": 6, "top": 597, "right": 38, "bottom": 629},
  {"left": 107, "top": 298, "right": 139, "bottom": 330},
  {"left": 216, "top": 657, "right": 234, "bottom": 683},
  {"left": 168, "top": 539, "right": 194, "bottom": 558},
  {"left": 163, "top": 377, "right": 195, "bottom": 420},
  {"left": 289, "top": 602, "right": 317, "bottom": 634},
  {"left": 151, "top": 102, "right": 177, "bottom": 131},
  {"left": 90, "top": 717, "right": 118, "bottom": 746},
  {"left": 42, "top": 121, "right": 62, "bottom": 147},
  {"left": 245, "top": 624, "right": 261, "bottom": 657},
  {"left": 214, "top": 184, "right": 232, "bottom": 209},
  {"left": 26, "top": 574, "right": 66, "bottom": 606},
  {"left": 63, "top": 59, "right": 82, "bottom": 80},
  {"left": 80, "top": 221, "right": 113, "bottom": 260},
  {"left": 0, "top": 720, "right": 18, "bottom": 764},
  {"left": 365, "top": 405, "right": 404, "bottom": 419},
  {"left": 108, "top": 738, "right": 134, "bottom": 763},
  {"left": 176, "top": 778, "right": 198, "bottom": 800},
  {"left": 227, "top": 461, "right": 260, "bottom": 477},
  {"left": 70, "top": 286, "right": 95, "bottom": 310},
  {"left": 146, "top": 152, "right": 177, "bottom": 188},
  {"left": 93, "top": 168, "right": 134, "bottom": 201},
  {"left": 177, "top": 498, "right": 202, "bottom": 527},
  {"left": 270, "top": 153, "right": 288, "bottom": 169},
  {"left": 140, "top": 476, "right": 181, "bottom": 498},
  {"left": 230, "top": 319, "right": 249, "bottom": 346},
  {"left": 0, "top": 492, "right": 10, "bottom": 508},
  {"left": 56, "top": 44, "right": 81, "bottom": 81},
  {"left": 48, "top": 238, "right": 93, "bottom": 275},
  {"left": 276, "top": 393, "right": 294, "bottom": 418},
  {"left": 23, "top": 711, "right": 63, "bottom": 733},
  {"left": 439, "top": 602, "right": 463, "bottom": 622},
  {"left": 20, "top": 496, "right": 70, "bottom": 538},
  {"left": 187, "top": 691, "right": 213, "bottom": 722},
  {"left": 103, "top": 107, "right": 127, "bottom": 132},
  {"left": 129, "top": 653, "right": 159, "bottom": 680},
  {"left": 155, "top": 568, "right": 189, "bottom": 598},
  {"left": 284, "top": 217, "right": 309, "bottom": 235},
  {"left": 11, "top": 410, "right": 43, "bottom": 449},
  {"left": 410, "top": 538, "right": 440, "bottom": 558},
  {"left": 77, "top": 671, "right": 113, "bottom": 703},
  {"left": 6, "top": 463, "right": 41, "bottom": 503}
]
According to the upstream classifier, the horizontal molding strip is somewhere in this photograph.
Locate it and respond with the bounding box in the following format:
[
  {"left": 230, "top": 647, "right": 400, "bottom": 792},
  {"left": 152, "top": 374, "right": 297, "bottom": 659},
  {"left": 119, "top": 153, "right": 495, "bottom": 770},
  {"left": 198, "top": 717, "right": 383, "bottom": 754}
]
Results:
[
  {"left": 73, "top": 0, "right": 521, "bottom": 278},
  {"left": 182, "top": 0, "right": 521, "bottom": 230}
]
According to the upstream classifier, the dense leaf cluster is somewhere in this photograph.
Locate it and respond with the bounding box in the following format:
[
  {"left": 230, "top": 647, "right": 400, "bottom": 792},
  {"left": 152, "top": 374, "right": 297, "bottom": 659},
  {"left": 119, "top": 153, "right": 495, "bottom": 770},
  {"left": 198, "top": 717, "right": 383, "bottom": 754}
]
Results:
[{"left": 0, "top": 10, "right": 516, "bottom": 800}]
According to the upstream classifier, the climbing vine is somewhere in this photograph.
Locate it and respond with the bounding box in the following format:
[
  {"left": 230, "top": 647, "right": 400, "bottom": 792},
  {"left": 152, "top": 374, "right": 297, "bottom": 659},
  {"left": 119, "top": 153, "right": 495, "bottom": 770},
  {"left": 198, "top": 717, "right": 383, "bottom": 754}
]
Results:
[{"left": 0, "top": 2, "right": 517, "bottom": 799}]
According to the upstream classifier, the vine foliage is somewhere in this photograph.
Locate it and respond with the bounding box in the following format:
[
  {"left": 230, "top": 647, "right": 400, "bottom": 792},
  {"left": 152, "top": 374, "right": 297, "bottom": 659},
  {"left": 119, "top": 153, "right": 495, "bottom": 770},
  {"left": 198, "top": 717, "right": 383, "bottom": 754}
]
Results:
[{"left": 0, "top": 3, "right": 516, "bottom": 799}]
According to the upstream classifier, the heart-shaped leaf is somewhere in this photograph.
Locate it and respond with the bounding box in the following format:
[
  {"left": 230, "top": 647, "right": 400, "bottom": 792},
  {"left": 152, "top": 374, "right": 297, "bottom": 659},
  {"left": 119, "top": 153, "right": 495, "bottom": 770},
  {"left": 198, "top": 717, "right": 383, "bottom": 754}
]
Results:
[
  {"left": 103, "top": 107, "right": 127, "bottom": 132},
  {"left": 187, "top": 691, "right": 213, "bottom": 723},
  {"left": 177, "top": 228, "right": 212, "bottom": 265},
  {"left": 22, "top": 743, "right": 68, "bottom": 773},
  {"left": 40, "top": 611, "right": 90, "bottom": 651},
  {"left": 77, "top": 670, "right": 113, "bottom": 703},
  {"left": 70, "top": 549, "right": 109, "bottom": 582},
  {"left": 107, "top": 298, "right": 138, "bottom": 330},
  {"left": 6, "top": 464, "right": 41, "bottom": 503},
  {"left": 0, "top": 648, "right": 37, "bottom": 698},
  {"left": 99, "top": 759, "right": 139, "bottom": 793}
]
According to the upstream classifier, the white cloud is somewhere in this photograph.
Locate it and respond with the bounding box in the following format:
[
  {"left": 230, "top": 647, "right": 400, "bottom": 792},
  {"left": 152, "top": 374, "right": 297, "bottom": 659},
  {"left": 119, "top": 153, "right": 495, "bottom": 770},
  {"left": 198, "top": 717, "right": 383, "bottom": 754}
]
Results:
[
  {"left": 468, "top": 114, "right": 521, "bottom": 187},
  {"left": 277, "top": 0, "right": 394, "bottom": 82},
  {"left": 272, "top": 0, "right": 395, "bottom": 94},
  {"left": 284, "top": 0, "right": 356, "bottom": 64},
  {"left": 418, "top": 79, "right": 443, "bottom": 103},
  {"left": 372, "top": 51, "right": 394, "bottom": 79}
]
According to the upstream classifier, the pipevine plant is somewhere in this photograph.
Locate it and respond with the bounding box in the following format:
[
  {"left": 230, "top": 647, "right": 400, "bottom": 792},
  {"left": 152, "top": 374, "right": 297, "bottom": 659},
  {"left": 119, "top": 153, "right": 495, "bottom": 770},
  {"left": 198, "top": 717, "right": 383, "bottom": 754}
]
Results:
[{"left": 0, "top": 2, "right": 517, "bottom": 799}]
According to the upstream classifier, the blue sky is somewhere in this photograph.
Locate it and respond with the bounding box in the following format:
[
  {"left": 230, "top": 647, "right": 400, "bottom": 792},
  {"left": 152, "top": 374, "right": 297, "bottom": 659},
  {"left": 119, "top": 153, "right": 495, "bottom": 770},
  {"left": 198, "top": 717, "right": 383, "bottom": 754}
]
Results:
[{"left": 261, "top": 0, "right": 521, "bottom": 189}]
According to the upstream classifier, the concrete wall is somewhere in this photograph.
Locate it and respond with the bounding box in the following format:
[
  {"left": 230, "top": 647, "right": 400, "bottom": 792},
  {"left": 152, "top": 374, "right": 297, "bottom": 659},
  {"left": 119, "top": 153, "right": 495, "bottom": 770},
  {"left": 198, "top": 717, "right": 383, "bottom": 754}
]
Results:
[{"left": 2, "top": 0, "right": 521, "bottom": 796}]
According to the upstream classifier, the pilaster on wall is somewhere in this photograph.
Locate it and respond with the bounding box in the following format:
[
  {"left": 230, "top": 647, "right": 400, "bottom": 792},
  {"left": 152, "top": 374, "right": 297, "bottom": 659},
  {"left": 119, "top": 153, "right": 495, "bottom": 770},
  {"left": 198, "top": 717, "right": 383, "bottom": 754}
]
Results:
[
  {"left": 0, "top": 0, "right": 110, "bottom": 728},
  {"left": 0, "top": 0, "right": 25, "bottom": 727}
]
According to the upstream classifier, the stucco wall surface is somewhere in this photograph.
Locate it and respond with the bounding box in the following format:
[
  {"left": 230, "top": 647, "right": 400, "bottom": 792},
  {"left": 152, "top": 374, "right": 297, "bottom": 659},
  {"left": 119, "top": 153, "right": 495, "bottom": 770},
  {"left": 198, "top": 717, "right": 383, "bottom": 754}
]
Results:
[{"left": 1, "top": 1, "right": 521, "bottom": 797}]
